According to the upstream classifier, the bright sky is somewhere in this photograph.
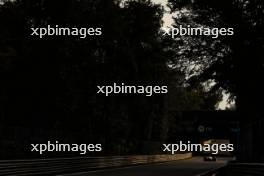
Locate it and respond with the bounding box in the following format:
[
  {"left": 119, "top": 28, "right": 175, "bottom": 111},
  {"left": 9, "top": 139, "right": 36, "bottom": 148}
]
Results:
[
  {"left": 152, "top": 0, "right": 173, "bottom": 27},
  {"left": 152, "top": 0, "right": 167, "bottom": 6}
]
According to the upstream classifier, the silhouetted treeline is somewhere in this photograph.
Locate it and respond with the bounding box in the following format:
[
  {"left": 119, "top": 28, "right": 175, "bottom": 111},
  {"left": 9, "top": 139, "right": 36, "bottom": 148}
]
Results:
[{"left": 0, "top": 0, "right": 253, "bottom": 159}]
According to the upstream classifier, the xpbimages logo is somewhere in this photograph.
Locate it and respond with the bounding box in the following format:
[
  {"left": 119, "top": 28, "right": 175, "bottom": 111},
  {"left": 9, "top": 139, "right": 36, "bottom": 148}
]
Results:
[
  {"left": 163, "top": 141, "right": 234, "bottom": 154},
  {"left": 30, "top": 25, "right": 102, "bottom": 38},
  {"left": 31, "top": 141, "right": 102, "bottom": 155},
  {"left": 97, "top": 83, "right": 168, "bottom": 96},
  {"left": 162, "top": 25, "right": 234, "bottom": 39}
]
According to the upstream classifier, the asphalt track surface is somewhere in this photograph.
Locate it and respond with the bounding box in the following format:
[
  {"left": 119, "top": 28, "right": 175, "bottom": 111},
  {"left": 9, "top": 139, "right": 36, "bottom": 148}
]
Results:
[{"left": 61, "top": 157, "right": 231, "bottom": 176}]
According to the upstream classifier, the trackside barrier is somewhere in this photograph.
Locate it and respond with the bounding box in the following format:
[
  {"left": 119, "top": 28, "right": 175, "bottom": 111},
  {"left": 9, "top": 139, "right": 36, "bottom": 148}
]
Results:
[
  {"left": 0, "top": 153, "right": 192, "bottom": 176},
  {"left": 200, "top": 163, "right": 264, "bottom": 176}
]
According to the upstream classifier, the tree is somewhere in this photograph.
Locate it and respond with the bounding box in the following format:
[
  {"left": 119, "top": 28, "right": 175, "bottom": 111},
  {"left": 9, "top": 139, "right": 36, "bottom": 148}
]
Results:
[
  {"left": 0, "top": 0, "right": 228, "bottom": 158},
  {"left": 168, "top": 0, "right": 264, "bottom": 161},
  {"left": 168, "top": 0, "right": 264, "bottom": 112}
]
